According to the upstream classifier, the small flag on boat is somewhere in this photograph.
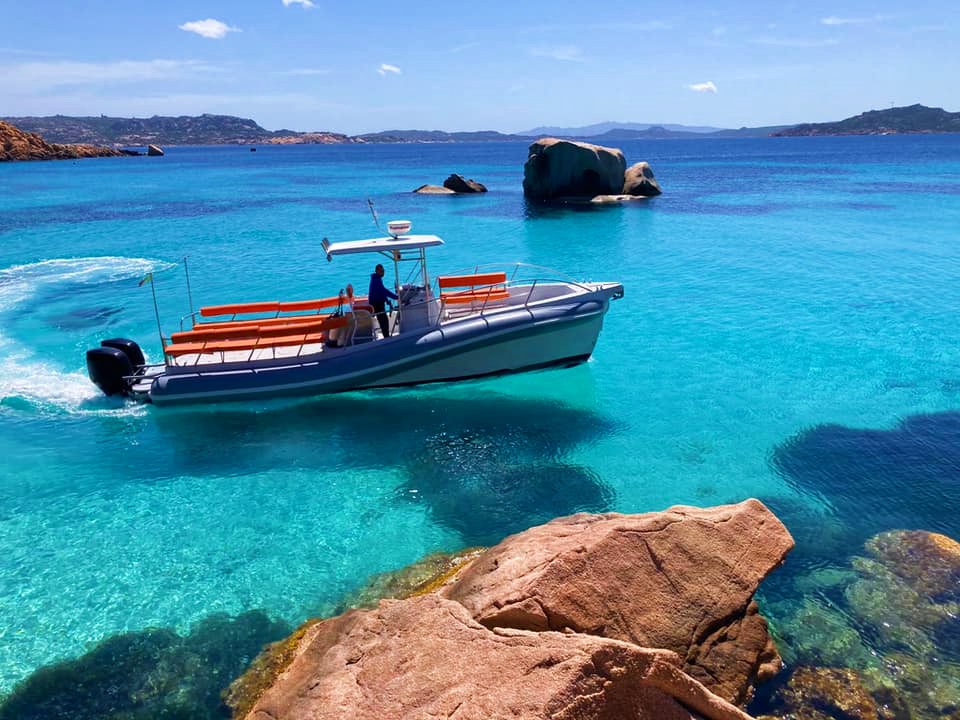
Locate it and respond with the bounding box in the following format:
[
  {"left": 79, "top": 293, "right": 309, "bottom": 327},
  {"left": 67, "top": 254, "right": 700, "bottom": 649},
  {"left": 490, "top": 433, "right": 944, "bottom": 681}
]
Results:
[{"left": 138, "top": 272, "right": 153, "bottom": 287}]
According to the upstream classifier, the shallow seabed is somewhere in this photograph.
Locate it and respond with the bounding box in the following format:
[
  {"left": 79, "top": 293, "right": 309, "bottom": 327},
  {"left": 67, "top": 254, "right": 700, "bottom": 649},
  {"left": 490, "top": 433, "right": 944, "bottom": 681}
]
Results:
[{"left": 1, "top": 136, "right": 959, "bottom": 715}]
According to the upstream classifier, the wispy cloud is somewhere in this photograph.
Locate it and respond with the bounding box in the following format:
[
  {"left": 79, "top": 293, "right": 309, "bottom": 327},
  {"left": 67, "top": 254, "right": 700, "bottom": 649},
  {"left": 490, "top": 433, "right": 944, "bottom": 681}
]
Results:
[
  {"left": 820, "top": 15, "right": 888, "bottom": 25},
  {"left": 178, "top": 19, "right": 240, "bottom": 39},
  {"left": 377, "top": 63, "right": 401, "bottom": 76},
  {"left": 753, "top": 35, "right": 839, "bottom": 47},
  {"left": 687, "top": 81, "right": 718, "bottom": 94},
  {"left": 2, "top": 59, "right": 219, "bottom": 92},
  {"left": 529, "top": 45, "right": 584, "bottom": 62},
  {"left": 449, "top": 41, "right": 481, "bottom": 53},
  {"left": 276, "top": 67, "right": 330, "bottom": 76},
  {"left": 282, "top": 0, "right": 315, "bottom": 6}
]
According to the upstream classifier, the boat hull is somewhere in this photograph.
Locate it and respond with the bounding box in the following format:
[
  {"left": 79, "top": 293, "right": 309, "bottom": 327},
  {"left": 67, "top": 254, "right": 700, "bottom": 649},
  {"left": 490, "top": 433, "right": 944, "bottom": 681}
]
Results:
[{"left": 147, "top": 292, "right": 614, "bottom": 406}]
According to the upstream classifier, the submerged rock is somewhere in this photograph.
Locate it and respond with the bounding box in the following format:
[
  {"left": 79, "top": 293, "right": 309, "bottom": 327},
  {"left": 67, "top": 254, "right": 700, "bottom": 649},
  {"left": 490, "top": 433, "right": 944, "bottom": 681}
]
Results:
[
  {"left": 442, "top": 499, "right": 793, "bottom": 705},
  {"left": 0, "top": 611, "right": 290, "bottom": 720},
  {"left": 866, "top": 530, "right": 960, "bottom": 602},
  {"left": 753, "top": 666, "right": 909, "bottom": 720},
  {"left": 239, "top": 594, "right": 753, "bottom": 720}
]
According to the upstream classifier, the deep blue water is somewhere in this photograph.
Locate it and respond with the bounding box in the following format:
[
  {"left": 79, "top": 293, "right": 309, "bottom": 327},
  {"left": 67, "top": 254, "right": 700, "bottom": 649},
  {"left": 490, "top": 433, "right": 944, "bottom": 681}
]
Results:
[{"left": 1, "top": 136, "right": 959, "bottom": 714}]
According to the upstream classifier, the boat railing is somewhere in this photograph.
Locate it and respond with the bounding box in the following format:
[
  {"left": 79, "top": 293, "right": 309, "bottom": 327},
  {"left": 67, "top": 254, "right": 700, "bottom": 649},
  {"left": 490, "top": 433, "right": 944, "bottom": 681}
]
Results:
[
  {"left": 425, "top": 263, "right": 598, "bottom": 325},
  {"left": 435, "top": 261, "right": 593, "bottom": 293}
]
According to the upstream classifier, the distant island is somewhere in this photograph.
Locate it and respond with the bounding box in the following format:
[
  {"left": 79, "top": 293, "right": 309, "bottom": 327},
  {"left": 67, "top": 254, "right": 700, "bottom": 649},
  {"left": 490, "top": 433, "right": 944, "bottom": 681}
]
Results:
[
  {"left": 3, "top": 105, "right": 958, "bottom": 149},
  {"left": 772, "top": 104, "right": 960, "bottom": 137}
]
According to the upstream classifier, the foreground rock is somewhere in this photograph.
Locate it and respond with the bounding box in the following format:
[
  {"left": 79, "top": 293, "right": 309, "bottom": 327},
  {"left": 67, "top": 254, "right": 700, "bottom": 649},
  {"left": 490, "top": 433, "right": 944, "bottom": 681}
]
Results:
[
  {"left": 0, "top": 120, "right": 122, "bottom": 161},
  {"left": 442, "top": 172, "right": 487, "bottom": 193},
  {"left": 241, "top": 594, "right": 752, "bottom": 720},
  {"left": 444, "top": 499, "right": 793, "bottom": 705},
  {"left": 523, "top": 138, "right": 627, "bottom": 201}
]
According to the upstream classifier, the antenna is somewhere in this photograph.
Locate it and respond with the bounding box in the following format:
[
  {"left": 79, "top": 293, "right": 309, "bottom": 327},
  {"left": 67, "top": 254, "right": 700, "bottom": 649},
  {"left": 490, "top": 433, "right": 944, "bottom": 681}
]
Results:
[{"left": 367, "top": 198, "right": 383, "bottom": 233}]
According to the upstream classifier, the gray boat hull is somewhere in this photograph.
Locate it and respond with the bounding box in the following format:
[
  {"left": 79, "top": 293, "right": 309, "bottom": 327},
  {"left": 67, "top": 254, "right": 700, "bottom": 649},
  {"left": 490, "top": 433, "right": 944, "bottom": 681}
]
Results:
[{"left": 147, "top": 291, "right": 615, "bottom": 406}]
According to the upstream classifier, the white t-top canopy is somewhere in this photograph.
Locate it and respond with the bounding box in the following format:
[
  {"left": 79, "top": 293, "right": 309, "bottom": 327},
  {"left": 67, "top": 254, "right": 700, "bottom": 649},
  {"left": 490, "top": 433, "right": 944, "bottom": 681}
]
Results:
[{"left": 323, "top": 234, "right": 445, "bottom": 260}]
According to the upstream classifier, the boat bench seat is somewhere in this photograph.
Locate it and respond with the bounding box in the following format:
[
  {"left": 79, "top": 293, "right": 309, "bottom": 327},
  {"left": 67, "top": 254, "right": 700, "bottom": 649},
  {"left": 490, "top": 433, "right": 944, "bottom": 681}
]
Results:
[
  {"left": 165, "top": 315, "right": 349, "bottom": 358},
  {"left": 438, "top": 272, "right": 509, "bottom": 306}
]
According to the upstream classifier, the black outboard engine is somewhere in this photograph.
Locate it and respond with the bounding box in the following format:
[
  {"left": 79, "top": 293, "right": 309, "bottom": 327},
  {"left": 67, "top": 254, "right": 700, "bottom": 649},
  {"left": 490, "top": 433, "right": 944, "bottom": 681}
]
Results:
[{"left": 86, "top": 338, "right": 144, "bottom": 396}]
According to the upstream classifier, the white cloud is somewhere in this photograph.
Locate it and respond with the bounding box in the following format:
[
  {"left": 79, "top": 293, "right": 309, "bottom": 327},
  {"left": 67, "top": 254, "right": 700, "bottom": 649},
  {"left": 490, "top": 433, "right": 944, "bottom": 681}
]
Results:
[
  {"left": 282, "top": 0, "right": 315, "bottom": 7},
  {"left": 820, "top": 15, "right": 887, "bottom": 25},
  {"left": 753, "top": 36, "right": 839, "bottom": 47},
  {"left": 178, "top": 19, "right": 239, "bottom": 40},
  {"left": 687, "top": 81, "right": 717, "bottom": 93},
  {"left": 276, "top": 67, "right": 330, "bottom": 76},
  {"left": 377, "top": 63, "right": 401, "bottom": 76},
  {"left": 1, "top": 59, "right": 219, "bottom": 92},
  {"left": 529, "top": 45, "right": 584, "bottom": 62}
]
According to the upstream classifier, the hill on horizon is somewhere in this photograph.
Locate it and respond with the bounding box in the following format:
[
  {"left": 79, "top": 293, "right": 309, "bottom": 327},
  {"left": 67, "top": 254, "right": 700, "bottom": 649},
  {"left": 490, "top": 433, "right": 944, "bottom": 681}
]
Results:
[
  {"left": 772, "top": 104, "right": 960, "bottom": 136},
  {"left": 519, "top": 121, "right": 726, "bottom": 136}
]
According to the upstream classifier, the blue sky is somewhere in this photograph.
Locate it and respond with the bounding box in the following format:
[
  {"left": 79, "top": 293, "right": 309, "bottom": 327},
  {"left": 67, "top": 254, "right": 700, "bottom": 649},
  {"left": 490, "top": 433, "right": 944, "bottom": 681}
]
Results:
[{"left": 2, "top": 0, "right": 957, "bottom": 133}]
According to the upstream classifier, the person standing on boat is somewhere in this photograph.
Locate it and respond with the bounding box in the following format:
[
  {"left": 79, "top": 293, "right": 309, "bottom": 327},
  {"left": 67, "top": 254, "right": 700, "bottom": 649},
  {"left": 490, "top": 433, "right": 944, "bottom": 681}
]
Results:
[{"left": 368, "top": 264, "right": 397, "bottom": 338}]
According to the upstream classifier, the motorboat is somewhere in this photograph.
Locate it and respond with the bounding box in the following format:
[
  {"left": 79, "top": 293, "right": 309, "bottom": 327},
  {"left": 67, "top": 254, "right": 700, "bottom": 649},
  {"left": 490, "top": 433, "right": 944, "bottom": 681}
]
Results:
[{"left": 86, "top": 221, "right": 624, "bottom": 405}]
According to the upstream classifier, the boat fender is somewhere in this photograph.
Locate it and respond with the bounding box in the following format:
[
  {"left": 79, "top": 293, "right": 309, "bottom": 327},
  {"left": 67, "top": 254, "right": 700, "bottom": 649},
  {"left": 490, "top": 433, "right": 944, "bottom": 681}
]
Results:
[
  {"left": 86, "top": 347, "right": 134, "bottom": 396},
  {"left": 100, "top": 338, "right": 145, "bottom": 369}
]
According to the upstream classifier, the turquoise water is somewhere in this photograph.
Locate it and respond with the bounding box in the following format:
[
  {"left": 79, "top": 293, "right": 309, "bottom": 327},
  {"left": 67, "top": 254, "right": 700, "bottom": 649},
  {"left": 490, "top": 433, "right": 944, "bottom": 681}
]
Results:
[{"left": 1, "top": 137, "right": 960, "bottom": 713}]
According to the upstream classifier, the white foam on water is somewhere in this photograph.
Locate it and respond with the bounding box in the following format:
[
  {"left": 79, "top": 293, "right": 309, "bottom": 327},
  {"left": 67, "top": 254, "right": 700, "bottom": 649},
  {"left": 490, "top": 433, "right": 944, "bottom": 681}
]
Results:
[{"left": 0, "top": 256, "right": 174, "bottom": 415}]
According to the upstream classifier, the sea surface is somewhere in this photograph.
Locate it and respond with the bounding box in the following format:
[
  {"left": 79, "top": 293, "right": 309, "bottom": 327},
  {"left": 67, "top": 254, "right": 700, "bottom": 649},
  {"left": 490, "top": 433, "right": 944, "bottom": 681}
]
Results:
[{"left": 1, "top": 136, "right": 959, "bottom": 716}]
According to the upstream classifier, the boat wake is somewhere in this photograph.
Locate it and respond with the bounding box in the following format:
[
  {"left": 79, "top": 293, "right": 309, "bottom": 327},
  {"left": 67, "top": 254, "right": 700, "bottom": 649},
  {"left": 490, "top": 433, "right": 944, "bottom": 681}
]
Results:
[{"left": 0, "top": 256, "right": 174, "bottom": 415}]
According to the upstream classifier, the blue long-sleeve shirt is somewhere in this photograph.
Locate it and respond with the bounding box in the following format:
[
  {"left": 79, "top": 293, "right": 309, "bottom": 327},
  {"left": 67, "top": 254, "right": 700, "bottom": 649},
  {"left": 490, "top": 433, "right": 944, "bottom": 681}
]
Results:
[{"left": 368, "top": 272, "right": 398, "bottom": 305}]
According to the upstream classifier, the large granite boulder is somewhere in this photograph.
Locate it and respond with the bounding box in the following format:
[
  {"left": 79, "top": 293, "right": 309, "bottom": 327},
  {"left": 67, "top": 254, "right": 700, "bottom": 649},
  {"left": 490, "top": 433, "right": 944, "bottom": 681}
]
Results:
[
  {"left": 523, "top": 138, "right": 626, "bottom": 201},
  {"left": 241, "top": 593, "right": 752, "bottom": 720},
  {"left": 623, "top": 161, "right": 662, "bottom": 196},
  {"left": 443, "top": 173, "right": 487, "bottom": 193},
  {"left": 0, "top": 120, "right": 122, "bottom": 161},
  {"left": 443, "top": 499, "right": 794, "bottom": 705}
]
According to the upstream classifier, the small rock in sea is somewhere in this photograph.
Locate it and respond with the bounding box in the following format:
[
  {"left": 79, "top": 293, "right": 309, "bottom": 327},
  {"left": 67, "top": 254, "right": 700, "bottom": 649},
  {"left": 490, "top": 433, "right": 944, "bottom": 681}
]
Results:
[
  {"left": 623, "top": 161, "right": 662, "bottom": 196},
  {"left": 442, "top": 173, "right": 487, "bottom": 193},
  {"left": 412, "top": 184, "right": 456, "bottom": 194},
  {"left": 147, "top": 144, "right": 164, "bottom": 156}
]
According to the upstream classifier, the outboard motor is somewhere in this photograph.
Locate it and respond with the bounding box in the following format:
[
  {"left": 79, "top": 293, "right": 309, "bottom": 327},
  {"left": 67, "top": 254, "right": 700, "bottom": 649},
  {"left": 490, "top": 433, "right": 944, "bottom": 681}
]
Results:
[
  {"left": 100, "top": 338, "right": 145, "bottom": 369},
  {"left": 86, "top": 338, "right": 144, "bottom": 396}
]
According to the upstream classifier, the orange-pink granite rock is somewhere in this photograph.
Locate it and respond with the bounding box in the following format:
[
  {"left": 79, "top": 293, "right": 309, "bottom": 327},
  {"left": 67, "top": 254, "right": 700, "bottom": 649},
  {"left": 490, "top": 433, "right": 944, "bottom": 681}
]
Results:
[
  {"left": 443, "top": 499, "right": 794, "bottom": 705},
  {"left": 243, "top": 593, "right": 753, "bottom": 720}
]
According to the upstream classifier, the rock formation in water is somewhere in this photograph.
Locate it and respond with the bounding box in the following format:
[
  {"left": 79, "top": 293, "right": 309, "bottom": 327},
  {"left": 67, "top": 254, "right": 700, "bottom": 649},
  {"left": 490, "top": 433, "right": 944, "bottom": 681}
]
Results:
[
  {"left": 413, "top": 183, "right": 456, "bottom": 194},
  {"left": 442, "top": 173, "right": 487, "bottom": 193},
  {"left": 413, "top": 173, "right": 488, "bottom": 194},
  {"left": 146, "top": 144, "right": 164, "bottom": 156},
  {"left": 230, "top": 499, "right": 793, "bottom": 719},
  {"left": 623, "top": 161, "right": 662, "bottom": 196},
  {"left": 0, "top": 120, "right": 122, "bottom": 161},
  {"left": 522, "top": 138, "right": 662, "bottom": 203}
]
